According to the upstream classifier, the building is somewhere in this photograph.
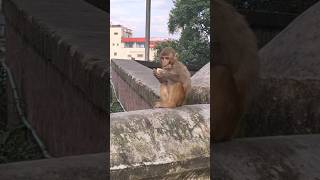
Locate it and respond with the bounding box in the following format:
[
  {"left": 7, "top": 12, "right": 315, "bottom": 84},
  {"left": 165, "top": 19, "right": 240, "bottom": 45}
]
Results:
[{"left": 110, "top": 25, "right": 164, "bottom": 61}]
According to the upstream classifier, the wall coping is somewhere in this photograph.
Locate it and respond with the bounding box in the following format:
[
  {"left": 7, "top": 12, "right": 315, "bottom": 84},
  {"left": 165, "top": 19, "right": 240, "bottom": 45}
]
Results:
[
  {"left": 0, "top": 153, "right": 107, "bottom": 180},
  {"left": 111, "top": 59, "right": 210, "bottom": 106},
  {"left": 213, "top": 134, "right": 320, "bottom": 179},
  {"left": 110, "top": 104, "right": 210, "bottom": 169},
  {"left": 3, "top": 0, "right": 108, "bottom": 111},
  {"left": 111, "top": 59, "right": 160, "bottom": 107}
]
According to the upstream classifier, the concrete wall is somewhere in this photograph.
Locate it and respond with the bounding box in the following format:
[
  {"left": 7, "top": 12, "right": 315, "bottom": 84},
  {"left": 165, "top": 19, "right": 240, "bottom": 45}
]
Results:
[
  {"left": 111, "top": 59, "right": 210, "bottom": 111},
  {"left": 3, "top": 0, "right": 108, "bottom": 157},
  {"left": 0, "top": 153, "right": 107, "bottom": 180},
  {"left": 110, "top": 104, "right": 210, "bottom": 179},
  {"left": 242, "top": 1, "right": 320, "bottom": 137},
  {"left": 213, "top": 135, "right": 320, "bottom": 179}
]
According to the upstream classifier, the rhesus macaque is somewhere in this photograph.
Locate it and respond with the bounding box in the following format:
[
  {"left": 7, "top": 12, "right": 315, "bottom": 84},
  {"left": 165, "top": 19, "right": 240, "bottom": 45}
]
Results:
[
  {"left": 153, "top": 47, "right": 191, "bottom": 108},
  {"left": 213, "top": 0, "right": 260, "bottom": 141}
]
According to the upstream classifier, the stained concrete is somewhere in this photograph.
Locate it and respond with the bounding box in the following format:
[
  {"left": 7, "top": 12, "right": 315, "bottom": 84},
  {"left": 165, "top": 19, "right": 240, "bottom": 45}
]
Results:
[
  {"left": 111, "top": 156, "right": 209, "bottom": 179},
  {"left": 189, "top": 62, "right": 210, "bottom": 104},
  {"left": 213, "top": 135, "right": 320, "bottom": 180},
  {"left": 111, "top": 59, "right": 159, "bottom": 110},
  {"left": 243, "top": 1, "right": 320, "bottom": 137},
  {"left": 2, "top": 0, "right": 108, "bottom": 157},
  {"left": 110, "top": 104, "right": 210, "bottom": 168},
  {"left": 0, "top": 153, "right": 107, "bottom": 180},
  {"left": 111, "top": 59, "right": 210, "bottom": 110}
]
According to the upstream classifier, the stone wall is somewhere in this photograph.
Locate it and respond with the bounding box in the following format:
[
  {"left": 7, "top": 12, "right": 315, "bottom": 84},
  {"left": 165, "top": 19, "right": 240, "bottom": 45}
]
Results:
[
  {"left": 242, "top": 1, "right": 320, "bottom": 137},
  {"left": 111, "top": 59, "right": 158, "bottom": 111},
  {"left": 111, "top": 59, "right": 210, "bottom": 111},
  {"left": 213, "top": 135, "right": 320, "bottom": 179},
  {"left": 110, "top": 104, "right": 210, "bottom": 179},
  {"left": 3, "top": 0, "right": 108, "bottom": 157},
  {"left": 0, "top": 153, "right": 107, "bottom": 180}
]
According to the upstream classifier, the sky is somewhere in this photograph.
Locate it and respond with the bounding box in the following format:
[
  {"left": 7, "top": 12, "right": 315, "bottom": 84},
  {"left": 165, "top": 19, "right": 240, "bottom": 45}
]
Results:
[{"left": 110, "top": 0, "right": 179, "bottom": 39}]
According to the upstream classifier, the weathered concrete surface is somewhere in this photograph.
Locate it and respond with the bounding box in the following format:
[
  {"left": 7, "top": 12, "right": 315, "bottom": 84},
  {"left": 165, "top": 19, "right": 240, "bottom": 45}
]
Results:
[
  {"left": 110, "top": 104, "right": 210, "bottom": 169},
  {"left": 111, "top": 156, "right": 209, "bottom": 179},
  {"left": 111, "top": 59, "right": 158, "bottom": 110},
  {"left": 111, "top": 59, "right": 210, "bottom": 110},
  {"left": 213, "top": 134, "right": 320, "bottom": 180},
  {"left": 0, "top": 153, "right": 106, "bottom": 180},
  {"left": 243, "top": 1, "right": 320, "bottom": 137},
  {"left": 188, "top": 62, "right": 210, "bottom": 104},
  {"left": 3, "top": 0, "right": 108, "bottom": 156}
]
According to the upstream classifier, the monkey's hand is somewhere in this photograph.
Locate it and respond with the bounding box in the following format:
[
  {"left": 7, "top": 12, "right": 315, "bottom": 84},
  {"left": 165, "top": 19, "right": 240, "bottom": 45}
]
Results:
[
  {"left": 153, "top": 68, "right": 166, "bottom": 83},
  {"left": 153, "top": 68, "right": 158, "bottom": 77}
]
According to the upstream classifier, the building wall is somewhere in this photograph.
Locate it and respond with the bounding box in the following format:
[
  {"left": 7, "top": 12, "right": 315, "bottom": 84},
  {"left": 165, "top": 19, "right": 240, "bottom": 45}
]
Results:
[{"left": 110, "top": 26, "right": 157, "bottom": 61}]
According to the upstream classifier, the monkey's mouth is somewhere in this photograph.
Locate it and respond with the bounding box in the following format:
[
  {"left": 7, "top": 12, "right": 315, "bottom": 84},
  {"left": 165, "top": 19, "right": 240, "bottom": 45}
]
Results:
[{"left": 163, "top": 63, "right": 171, "bottom": 68}]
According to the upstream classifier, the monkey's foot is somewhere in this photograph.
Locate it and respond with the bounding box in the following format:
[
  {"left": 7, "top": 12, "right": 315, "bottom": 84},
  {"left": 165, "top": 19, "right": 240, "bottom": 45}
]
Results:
[{"left": 154, "top": 102, "right": 162, "bottom": 108}]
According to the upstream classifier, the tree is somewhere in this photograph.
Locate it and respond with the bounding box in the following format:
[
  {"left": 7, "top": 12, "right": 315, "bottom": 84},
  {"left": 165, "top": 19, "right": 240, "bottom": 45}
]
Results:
[{"left": 155, "top": 0, "right": 210, "bottom": 68}]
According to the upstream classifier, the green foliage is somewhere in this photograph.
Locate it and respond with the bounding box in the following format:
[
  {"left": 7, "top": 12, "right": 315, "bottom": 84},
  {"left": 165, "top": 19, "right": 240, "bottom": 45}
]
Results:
[
  {"left": 164, "top": 0, "right": 210, "bottom": 68},
  {"left": 0, "top": 64, "right": 43, "bottom": 163},
  {"left": 0, "top": 126, "right": 44, "bottom": 163},
  {"left": 110, "top": 84, "right": 124, "bottom": 113}
]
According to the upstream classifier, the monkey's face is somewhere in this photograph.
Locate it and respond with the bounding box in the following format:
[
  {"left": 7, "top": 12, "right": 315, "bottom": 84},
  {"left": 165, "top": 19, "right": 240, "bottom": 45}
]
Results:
[{"left": 160, "top": 55, "right": 172, "bottom": 68}]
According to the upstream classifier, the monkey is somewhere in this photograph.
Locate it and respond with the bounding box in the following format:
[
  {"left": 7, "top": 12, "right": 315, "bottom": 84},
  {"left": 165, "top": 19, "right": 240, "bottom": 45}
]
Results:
[
  {"left": 212, "top": 0, "right": 260, "bottom": 141},
  {"left": 153, "top": 47, "right": 191, "bottom": 108}
]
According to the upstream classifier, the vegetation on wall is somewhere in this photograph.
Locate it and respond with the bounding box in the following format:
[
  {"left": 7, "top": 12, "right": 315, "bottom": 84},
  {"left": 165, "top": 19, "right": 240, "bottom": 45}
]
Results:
[{"left": 0, "top": 64, "right": 43, "bottom": 163}]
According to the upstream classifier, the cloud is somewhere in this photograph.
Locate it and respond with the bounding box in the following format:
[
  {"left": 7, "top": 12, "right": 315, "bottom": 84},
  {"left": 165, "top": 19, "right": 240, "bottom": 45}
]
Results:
[{"left": 111, "top": 0, "right": 179, "bottom": 38}]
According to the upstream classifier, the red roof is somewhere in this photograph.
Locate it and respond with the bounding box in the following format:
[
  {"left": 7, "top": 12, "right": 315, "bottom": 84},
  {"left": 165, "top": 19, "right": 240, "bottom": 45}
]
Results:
[
  {"left": 121, "top": 37, "right": 145, "bottom": 43},
  {"left": 121, "top": 37, "right": 162, "bottom": 48},
  {"left": 121, "top": 37, "right": 164, "bottom": 43}
]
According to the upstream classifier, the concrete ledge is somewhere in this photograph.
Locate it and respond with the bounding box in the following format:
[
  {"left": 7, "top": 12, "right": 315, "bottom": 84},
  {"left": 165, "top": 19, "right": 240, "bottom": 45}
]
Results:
[
  {"left": 213, "top": 134, "right": 320, "bottom": 179},
  {"left": 111, "top": 59, "right": 210, "bottom": 110},
  {"left": 189, "top": 63, "right": 210, "bottom": 104},
  {"left": 3, "top": 0, "right": 108, "bottom": 111},
  {"left": 110, "top": 104, "right": 210, "bottom": 168},
  {"left": 111, "top": 59, "right": 159, "bottom": 110},
  {"left": 111, "top": 156, "right": 209, "bottom": 179},
  {"left": 3, "top": 0, "right": 108, "bottom": 156},
  {"left": 244, "top": 78, "right": 320, "bottom": 137},
  {"left": 244, "top": 1, "right": 320, "bottom": 136},
  {"left": 0, "top": 153, "right": 106, "bottom": 180}
]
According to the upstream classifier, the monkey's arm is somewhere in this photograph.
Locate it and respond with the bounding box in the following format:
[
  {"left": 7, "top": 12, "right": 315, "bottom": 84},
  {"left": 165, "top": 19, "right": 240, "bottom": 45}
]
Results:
[
  {"left": 157, "top": 70, "right": 180, "bottom": 82},
  {"left": 153, "top": 68, "right": 167, "bottom": 83}
]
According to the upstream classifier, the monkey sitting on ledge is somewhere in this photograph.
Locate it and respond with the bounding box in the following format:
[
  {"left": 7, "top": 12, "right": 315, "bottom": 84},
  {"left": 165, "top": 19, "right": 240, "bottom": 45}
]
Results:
[
  {"left": 213, "top": 0, "right": 260, "bottom": 141},
  {"left": 153, "top": 47, "right": 191, "bottom": 108}
]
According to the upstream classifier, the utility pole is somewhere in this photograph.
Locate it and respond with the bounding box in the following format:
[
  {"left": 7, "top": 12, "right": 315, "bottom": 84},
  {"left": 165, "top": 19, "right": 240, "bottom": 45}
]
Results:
[{"left": 145, "top": 0, "right": 151, "bottom": 61}]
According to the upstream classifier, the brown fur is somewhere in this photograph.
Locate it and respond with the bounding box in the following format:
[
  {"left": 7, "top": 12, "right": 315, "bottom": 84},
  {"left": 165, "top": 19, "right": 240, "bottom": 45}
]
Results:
[
  {"left": 153, "top": 47, "right": 191, "bottom": 108},
  {"left": 213, "top": 0, "right": 259, "bottom": 141}
]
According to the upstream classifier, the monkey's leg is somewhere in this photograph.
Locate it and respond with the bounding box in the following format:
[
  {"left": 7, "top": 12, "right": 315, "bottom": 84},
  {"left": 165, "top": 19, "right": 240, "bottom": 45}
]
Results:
[
  {"left": 156, "top": 83, "right": 183, "bottom": 108},
  {"left": 154, "top": 84, "right": 169, "bottom": 108},
  {"left": 171, "top": 82, "right": 186, "bottom": 107},
  {"left": 157, "top": 101, "right": 177, "bottom": 108},
  {"left": 213, "top": 65, "right": 241, "bottom": 142}
]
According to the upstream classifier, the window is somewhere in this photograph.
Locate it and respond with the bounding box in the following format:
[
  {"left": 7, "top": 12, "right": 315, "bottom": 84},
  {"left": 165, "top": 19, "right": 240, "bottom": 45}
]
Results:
[
  {"left": 137, "top": 54, "right": 143, "bottom": 58},
  {"left": 114, "top": 32, "right": 118, "bottom": 35},
  {"left": 114, "top": 52, "right": 117, "bottom": 56},
  {"left": 117, "top": 43, "right": 119, "bottom": 46},
  {"left": 128, "top": 54, "right": 132, "bottom": 58},
  {"left": 136, "top": 42, "right": 145, "bottom": 48},
  {"left": 124, "top": 42, "right": 134, "bottom": 48},
  {"left": 113, "top": 43, "right": 115, "bottom": 46}
]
